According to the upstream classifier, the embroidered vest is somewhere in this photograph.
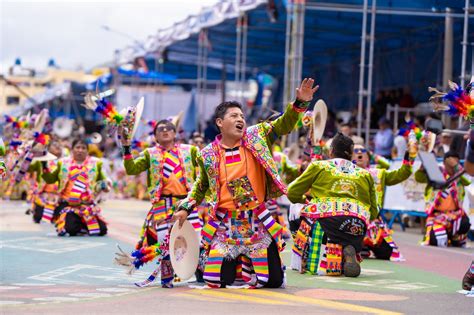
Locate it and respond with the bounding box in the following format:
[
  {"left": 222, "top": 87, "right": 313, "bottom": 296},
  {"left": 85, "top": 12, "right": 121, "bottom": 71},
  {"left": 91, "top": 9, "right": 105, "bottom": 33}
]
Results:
[
  {"left": 147, "top": 144, "right": 195, "bottom": 204},
  {"left": 58, "top": 156, "right": 99, "bottom": 193},
  {"left": 200, "top": 122, "right": 286, "bottom": 219}
]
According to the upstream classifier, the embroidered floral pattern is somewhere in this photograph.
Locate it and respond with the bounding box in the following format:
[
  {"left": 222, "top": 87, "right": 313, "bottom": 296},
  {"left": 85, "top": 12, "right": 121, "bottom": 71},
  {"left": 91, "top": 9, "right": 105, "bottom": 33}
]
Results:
[
  {"left": 323, "top": 159, "right": 367, "bottom": 179},
  {"left": 301, "top": 197, "right": 371, "bottom": 224}
]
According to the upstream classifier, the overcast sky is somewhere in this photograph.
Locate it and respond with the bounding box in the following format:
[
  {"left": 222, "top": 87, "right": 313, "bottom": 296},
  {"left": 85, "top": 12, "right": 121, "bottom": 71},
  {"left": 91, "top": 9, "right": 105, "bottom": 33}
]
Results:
[{"left": 0, "top": 0, "right": 218, "bottom": 73}]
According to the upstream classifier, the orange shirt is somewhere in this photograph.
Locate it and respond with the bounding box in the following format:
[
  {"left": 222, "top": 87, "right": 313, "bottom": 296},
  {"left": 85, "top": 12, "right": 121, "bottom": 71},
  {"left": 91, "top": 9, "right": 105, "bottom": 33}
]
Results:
[
  {"left": 436, "top": 194, "right": 457, "bottom": 212},
  {"left": 218, "top": 144, "right": 266, "bottom": 210},
  {"left": 161, "top": 149, "right": 188, "bottom": 196}
]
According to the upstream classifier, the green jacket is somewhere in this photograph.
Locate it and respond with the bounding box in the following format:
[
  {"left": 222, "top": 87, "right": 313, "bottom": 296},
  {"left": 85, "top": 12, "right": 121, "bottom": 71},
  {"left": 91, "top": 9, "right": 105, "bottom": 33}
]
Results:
[
  {"left": 368, "top": 162, "right": 412, "bottom": 209},
  {"left": 124, "top": 144, "right": 199, "bottom": 203},
  {"left": 180, "top": 103, "right": 304, "bottom": 217},
  {"left": 42, "top": 156, "right": 105, "bottom": 193},
  {"left": 274, "top": 151, "right": 299, "bottom": 184},
  {"left": 287, "top": 158, "right": 378, "bottom": 223}
]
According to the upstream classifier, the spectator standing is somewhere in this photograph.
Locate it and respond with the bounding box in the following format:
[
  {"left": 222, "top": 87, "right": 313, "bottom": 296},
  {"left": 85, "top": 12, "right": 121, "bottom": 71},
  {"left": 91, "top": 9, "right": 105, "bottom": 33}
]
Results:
[{"left": 374, "top": 117, "right": 394, "bottom": 159}]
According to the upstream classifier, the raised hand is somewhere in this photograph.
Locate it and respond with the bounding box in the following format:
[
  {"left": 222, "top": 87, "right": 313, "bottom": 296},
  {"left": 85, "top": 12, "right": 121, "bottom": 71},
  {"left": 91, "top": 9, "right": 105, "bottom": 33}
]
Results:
[
  {"left": 296, "top": 78, "right": 319, "bottom": 102},
  {"left": 118, "top": 125, "right": 131, "bottom": 146}
]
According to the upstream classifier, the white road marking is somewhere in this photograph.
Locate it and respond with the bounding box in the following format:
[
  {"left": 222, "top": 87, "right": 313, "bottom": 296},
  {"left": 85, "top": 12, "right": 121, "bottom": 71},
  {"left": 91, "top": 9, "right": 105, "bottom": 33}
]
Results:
[{"left": 0, "top": 237, "right": 106, "bottom": 254}]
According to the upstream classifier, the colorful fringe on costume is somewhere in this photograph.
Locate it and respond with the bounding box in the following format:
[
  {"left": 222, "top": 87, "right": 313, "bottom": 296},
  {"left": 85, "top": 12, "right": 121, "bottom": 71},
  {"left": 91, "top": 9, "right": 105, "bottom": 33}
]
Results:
[
  {"left": 4, "top": 115, "right": 29, "bottom": 129},
  {"left": 364, "top": 218, "right": 403, "bottom": 261},
  {"left": 323, "top": 243, "right": 343, "bottom": 276},
  {"left": 130, "top": 244, "right": 162, "bottom": 269},
  {"left": 83, "top": 92, "right": 123, "bottom": 125},
  {"left": 429, "top": 80, "right": 474, "bottom": 120},
  {"left": 398, "top": 120, "right": 421, "bottom": 139}
]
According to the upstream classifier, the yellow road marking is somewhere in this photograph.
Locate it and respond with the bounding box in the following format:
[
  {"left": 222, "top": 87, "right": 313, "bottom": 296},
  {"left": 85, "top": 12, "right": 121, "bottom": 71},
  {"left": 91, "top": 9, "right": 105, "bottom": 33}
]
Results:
[
  {"left": 187, "top": 289, "right": 294, "bottom": 305},
  {"left": 237, "top": 290, "right": 402, "bottom": 315}
]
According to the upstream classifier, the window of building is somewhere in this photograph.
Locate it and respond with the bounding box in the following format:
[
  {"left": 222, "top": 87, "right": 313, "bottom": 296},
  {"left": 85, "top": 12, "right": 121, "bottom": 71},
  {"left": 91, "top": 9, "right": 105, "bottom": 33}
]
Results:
[{"left": 6, "top": 96, "right": 20, "bottom": 105}]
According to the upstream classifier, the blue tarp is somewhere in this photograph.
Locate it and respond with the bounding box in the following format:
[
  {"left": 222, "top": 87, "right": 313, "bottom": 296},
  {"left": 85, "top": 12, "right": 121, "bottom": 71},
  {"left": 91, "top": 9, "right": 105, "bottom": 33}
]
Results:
[
  {"left": 122, "top": 0, "right": 472, "bottom": 111},
  {"left": 117, "top": 68, "right": 178, "bottom": 83}
]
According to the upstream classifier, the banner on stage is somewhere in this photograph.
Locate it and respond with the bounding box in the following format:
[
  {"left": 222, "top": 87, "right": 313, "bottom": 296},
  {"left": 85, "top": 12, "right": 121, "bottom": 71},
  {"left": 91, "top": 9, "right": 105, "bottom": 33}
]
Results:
[
  {"left": 383, "top": 160, "right": 473, "bottom": 213},
  {"left": 383, "top": 160, "right": 425, "bottom": 212}
]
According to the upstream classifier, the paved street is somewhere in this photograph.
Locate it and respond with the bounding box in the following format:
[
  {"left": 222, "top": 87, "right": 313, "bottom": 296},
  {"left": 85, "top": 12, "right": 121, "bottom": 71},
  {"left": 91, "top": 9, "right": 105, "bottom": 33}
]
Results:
[{"left": 1, "top": 199, "right": 473, "bottom": 315}]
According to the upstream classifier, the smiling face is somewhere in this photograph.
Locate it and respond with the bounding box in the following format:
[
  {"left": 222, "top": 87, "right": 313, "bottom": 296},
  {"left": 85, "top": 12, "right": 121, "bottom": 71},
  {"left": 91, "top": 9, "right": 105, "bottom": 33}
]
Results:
[
  {"left": 216, "top": 107, "right": 246, "bottom": 143},
  {"left": 352, "top": 144, "right": 369, "bottom": 168}
]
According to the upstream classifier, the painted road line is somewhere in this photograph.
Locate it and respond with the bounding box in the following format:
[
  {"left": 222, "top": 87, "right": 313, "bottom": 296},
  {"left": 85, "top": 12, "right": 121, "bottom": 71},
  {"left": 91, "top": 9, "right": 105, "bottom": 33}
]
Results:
[
  {"left": 237, "top": 290, "right": 402, "bottom": 315},
  {"left": 175, "top": 292, "right": 233, "bottom": 303},
  {"left": 0, "top": 301, "right": 25, "bottom": 305},
  {"left": 0, "top": 236, "right": 106, "bottom": 254},
  {"left": 28, "top": 264, "right": 151, "bottom": 285},
  {"left": 187, "top": 289, "right": 294, "bottom": 305}
]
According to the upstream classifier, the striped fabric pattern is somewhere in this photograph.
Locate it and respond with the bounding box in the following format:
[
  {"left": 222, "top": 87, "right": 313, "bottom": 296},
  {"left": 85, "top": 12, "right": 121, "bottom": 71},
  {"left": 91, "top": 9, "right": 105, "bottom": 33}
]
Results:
[
  {"left": 135, "top": 267, "right": 160, "bottom": 287},
  {"left": 251, "top": 255, "right": 269, "bottom": 288},
  {"left": 240, "top": 256, "right": 253, "bottom": 283},
  {"left": 224, "top": 147, "right": 242, "bottom": 165},
  {"left": 325, "top": 243, "right": 343, "bottom": 276},
  {"left": 42, "top": 203, "right": 56, "bottom": 222},
  {"left": 255, "top": 205, "right": 283, "bottom": 240},
  {"left": 306, "top": 221, "right": 324, "bottom": 274},
  {"left": 162, "top": 149, "right": 185, "bottom": 185},
  {"left": 203, "top": 248, "right": 225, "bottom": 288},
  {"left": 85, "top": 216, "right": 100, "bottom": 235},
  {"left": 433, "top": 224, "right": 448, "bottom": 247}
]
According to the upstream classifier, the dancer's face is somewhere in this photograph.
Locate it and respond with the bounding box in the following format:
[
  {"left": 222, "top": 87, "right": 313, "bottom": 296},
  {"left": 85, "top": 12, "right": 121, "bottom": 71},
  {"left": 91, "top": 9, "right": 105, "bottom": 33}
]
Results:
[
  {"left": 155, "top": 123, "right": 176, "bottom": 146},
  {"left": 72, "top": 143, "right": 88, "bottom": 162},
  {"left": 352, "top": 145, "right": 369, "bottom": 168},
  {"left": 49, "top": 143, "right": 62, "bottom": 158},
  {"left": 444, "top": 156, "right": 459, "bottom": 175},
  {"left": 216, "top": 107, "right": 246, "bottom": 141}
]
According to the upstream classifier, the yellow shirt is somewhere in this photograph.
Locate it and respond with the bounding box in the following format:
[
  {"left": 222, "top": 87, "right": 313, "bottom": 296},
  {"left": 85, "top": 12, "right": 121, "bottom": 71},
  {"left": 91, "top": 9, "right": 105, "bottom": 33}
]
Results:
[{"left": 218, "top": 145, "right": 266, "bottom": 210}]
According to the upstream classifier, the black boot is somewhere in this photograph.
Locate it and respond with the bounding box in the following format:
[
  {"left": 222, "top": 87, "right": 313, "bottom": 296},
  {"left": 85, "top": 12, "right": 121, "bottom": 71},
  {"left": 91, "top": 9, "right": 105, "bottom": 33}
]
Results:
[{"left": 343, "top": 245, "right": 361, "bottom": 277}]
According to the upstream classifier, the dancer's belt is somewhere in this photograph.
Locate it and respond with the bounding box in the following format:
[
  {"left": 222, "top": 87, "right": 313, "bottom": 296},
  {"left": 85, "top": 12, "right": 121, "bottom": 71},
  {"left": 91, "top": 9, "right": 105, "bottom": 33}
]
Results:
[
  {"left": 202, "top": 203, "right": 283, "bottom": 248},
  {"left": 161, "top": 194, "right": 187, "bottom": 199}
]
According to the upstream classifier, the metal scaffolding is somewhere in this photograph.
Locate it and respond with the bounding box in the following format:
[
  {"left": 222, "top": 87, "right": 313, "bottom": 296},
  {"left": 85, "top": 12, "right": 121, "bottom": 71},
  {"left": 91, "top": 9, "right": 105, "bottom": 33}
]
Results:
[
  {"left": 235, "top": 13, "right": 248, "bottom": 105},
  {"left": 460, "top": 0, "right": 471, "bottom": 87},
  {"left": 364, "top": 0, "right": 376, "bottom": 147},
  {"left": 197, "top": 29, "right": 209, "bottom": 128},
  {"left": 283, "top": 0, "right": 306, "bottom": 106},
  {"left": 305, "top": 1, "right": 473, "bottom": 141}
]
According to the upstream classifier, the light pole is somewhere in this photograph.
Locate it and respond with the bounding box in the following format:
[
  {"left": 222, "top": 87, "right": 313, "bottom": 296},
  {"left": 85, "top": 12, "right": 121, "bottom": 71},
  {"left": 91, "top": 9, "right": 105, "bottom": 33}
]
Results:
[{"left": 101, "top": 25, "right": 146, "bottom": 51}]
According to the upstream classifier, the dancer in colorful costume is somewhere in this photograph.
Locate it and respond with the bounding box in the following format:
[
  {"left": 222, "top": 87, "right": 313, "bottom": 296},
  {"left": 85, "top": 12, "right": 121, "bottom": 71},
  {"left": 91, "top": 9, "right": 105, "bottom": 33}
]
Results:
[
  {"left": 287, "top": 133, "right": 378, "bottom": 277},
  {"left": 266, "top": 150, "right": 299, "bottom": 239},
  {"left": 118, "top": 119, "right": 200, "bottom": 288},
  {"left": 28, "top": 141, "right": 63, "bottom": 223},
  {"left": 289, "top": 102, "right": 330, "bottom": 275},
  {"left": 415, "top": 151, "right": 471, "bottom": 247},
  {"left": 462, "top": 128, "right": 474, "bottom": 291},
  {"left": 174, "top": 78, "right": 318, "bottom": 288},
  {"left": 352, "top": 145, "right": 412, "bottom": 260},
  {"left": 0, "top": 138, "right": 6, "bottom": 180},
  {"left": 42, "top": 139, "right": 108, "bottom": 236}
]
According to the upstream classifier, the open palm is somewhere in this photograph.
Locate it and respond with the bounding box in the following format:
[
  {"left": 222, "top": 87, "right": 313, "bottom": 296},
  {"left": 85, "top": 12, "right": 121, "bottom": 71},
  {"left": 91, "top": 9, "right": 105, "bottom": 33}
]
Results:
[{"left": 296, "top": 78, "right": 319, "bottom": 102}]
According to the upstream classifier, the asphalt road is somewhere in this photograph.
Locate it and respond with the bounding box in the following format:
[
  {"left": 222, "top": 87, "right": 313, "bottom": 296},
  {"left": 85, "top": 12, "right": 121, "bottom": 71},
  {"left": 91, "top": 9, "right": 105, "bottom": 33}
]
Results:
[{"left": 1, "top": 199, "right": 473, "bottom": 315}]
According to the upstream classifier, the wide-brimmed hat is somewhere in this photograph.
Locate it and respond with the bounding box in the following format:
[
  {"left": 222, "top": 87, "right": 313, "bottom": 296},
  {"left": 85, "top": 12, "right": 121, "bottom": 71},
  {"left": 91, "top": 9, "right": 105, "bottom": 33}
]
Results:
[{"left": 169, "top": 220, "right": 200, "bottom": 280}]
